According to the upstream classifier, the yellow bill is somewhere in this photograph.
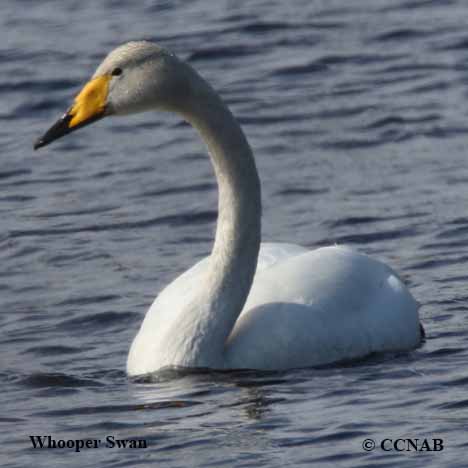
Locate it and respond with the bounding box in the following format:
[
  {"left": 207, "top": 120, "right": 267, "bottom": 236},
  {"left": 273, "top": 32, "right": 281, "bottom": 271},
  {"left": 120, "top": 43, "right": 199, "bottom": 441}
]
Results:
[{"left": 34, "top": 75, "right": 111, "bottom": 150}]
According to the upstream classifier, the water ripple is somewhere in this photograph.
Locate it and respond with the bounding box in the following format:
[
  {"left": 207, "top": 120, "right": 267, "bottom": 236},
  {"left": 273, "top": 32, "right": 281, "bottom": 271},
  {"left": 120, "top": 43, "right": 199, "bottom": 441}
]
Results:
[
  {"left": 8, "top": 210, "right": 217, "bottom": 238},
  {"left": 19, "top": 372, "right": 103, "bottom": 389},
  {"left": 3, "top": 1, "right": 468, "bottom": 467}
]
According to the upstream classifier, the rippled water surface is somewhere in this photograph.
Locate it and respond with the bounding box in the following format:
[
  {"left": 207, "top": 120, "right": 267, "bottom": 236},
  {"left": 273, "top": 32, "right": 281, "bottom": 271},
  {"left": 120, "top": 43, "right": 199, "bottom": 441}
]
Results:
[{"left": 2, "top": 1, "right": 468, "bottom": 467}]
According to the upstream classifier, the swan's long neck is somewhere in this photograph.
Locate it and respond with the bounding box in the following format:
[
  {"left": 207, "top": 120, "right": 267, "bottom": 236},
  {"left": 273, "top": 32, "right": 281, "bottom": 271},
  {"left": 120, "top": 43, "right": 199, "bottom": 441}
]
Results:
[{"left": 173, "top": 74, "right": 261, "bottom": 367}]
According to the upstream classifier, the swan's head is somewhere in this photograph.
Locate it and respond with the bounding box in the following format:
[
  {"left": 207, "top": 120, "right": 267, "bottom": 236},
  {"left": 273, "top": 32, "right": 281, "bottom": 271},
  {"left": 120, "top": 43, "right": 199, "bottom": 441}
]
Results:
[{"left": 34, "top": 41, "right": 194, "bottom": 149}]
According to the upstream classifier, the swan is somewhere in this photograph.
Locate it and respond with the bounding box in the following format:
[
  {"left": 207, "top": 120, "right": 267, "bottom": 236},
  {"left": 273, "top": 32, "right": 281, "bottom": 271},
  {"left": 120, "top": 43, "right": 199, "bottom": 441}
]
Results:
[{"left": 34, "top": 41, "right": 423, "bottom": 375}]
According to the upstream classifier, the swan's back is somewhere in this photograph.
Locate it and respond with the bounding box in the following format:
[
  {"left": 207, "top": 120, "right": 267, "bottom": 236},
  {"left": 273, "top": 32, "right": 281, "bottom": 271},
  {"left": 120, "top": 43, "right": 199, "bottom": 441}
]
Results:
[{"left": 226, "top": 245, "right": 420, "bottom": 369}]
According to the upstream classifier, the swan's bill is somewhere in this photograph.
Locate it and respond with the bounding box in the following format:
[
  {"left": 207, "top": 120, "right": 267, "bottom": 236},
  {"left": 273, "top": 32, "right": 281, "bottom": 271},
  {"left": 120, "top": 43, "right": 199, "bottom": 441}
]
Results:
[{"left": 34, "top": 75, "right": 111, "bottom": 150}]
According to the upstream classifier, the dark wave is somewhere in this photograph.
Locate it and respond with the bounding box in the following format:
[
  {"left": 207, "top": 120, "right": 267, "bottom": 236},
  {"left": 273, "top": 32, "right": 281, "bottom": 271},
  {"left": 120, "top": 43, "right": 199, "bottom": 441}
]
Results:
[
  {"left": 19, "top": 372, "right": 104, "bottom": 389},
  {"left": 324, "top": 227, "right": 419, "bottom": 245},
  {"left": 188, "top": 45, "right": 258, "bottom": 62},
  {"left": 364, "top": 114, "right": 440, "bottom": 129},
  {"left": 0, "top": 78, "right": 78, "bottom": 94},
  {"left": 57, "top": 311, "right": 138, "bottom": 331},
  {"left": 139, "top": 182, "right": 215, "bottom": 198},
  {"left": 372, "top": 28, "right": 436, "bottom": 42},
  {"left": 8, "top": 210, "right": 217, "bottom": 238}
]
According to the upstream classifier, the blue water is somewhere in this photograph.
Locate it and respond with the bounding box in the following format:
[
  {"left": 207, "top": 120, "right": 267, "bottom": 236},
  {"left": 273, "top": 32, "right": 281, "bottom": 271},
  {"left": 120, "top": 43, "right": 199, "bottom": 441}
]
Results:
[{"left": 2, "top": 0, "right": 468, "bottom": 466}]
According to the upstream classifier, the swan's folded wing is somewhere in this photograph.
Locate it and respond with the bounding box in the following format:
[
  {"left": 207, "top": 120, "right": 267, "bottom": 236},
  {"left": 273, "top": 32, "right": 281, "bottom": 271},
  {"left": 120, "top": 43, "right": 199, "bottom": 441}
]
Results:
[{"left": 226, "top": 245, "right": 420, "bottom": 369}]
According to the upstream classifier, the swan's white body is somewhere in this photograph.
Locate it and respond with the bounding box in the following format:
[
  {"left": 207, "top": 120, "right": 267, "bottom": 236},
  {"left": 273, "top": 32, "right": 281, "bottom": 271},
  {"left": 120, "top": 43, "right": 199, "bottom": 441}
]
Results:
[
  {"left": 128, "top": 242, "right": 420, "bottom": 374},
  {"left": 34, "top": 41, "right": 422, "bottom": 376}
]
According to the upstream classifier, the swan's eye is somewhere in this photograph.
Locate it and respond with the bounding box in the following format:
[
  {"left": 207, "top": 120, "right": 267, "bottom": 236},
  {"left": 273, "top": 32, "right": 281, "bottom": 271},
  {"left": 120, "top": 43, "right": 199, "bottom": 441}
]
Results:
[{"left": 111, "top": 67, "right": 122, "bottom": 77}]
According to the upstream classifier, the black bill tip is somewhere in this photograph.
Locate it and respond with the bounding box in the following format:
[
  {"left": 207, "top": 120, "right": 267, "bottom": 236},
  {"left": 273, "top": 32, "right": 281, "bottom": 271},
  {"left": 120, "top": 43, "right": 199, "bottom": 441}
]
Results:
[
  {"left": 33, "top": 110, "right": 104, "bottom": 151},
  {"left": 33, "top": 137, "right": 50, "bottom": 150},
  {"left": 34, "top": 113, "right": 74, "bottom": 151},
  {"left": 33, "top": 140, "right": 44, "bottom": 150}
]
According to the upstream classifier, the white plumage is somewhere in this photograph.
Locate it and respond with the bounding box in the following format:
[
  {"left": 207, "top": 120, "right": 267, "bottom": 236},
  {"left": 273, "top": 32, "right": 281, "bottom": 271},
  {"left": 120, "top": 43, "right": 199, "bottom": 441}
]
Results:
[
  {"left": 34, "top": 41, "right": 423, "bottom": 376},
  {"left": 128, "top": 243, "right": 420, "bottom": 374}
]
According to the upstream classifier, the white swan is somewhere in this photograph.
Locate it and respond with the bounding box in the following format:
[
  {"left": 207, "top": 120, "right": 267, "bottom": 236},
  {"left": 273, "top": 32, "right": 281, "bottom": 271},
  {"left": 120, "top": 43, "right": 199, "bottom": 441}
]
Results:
[{"left": 34, "top": 41, "right": 423, "bottom": 375}]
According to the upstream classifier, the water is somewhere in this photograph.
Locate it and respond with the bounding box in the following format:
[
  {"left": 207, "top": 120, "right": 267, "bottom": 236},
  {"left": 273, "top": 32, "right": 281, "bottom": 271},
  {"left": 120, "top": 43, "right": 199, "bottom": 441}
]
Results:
[{"left": 2, "top": 0, "right": 468, "bottom": 466}]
